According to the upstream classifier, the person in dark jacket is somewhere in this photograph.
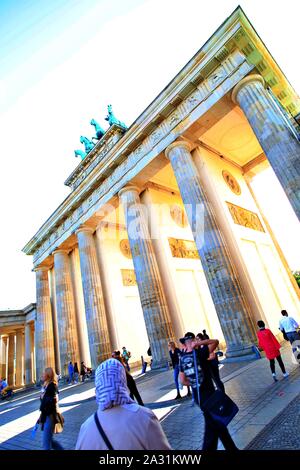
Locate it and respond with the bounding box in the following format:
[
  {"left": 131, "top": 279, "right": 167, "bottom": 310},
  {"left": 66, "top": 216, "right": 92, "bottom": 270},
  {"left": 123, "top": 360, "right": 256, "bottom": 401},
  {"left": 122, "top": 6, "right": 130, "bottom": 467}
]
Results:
[
  {"left": 39, "top": 367, "right": 64, "bottom": 450},
  {"left": 202, "top": 330, "right": 210, "bottom": 340},
  {"left": 74, "top": 362, "right": 79, "bottom": 383},
  {"left": 80, "top": 362, "right": 87, "bottom": 382},
  {"left": 196, "top": 333, "right": 225, "bottom": 392},
  {"left": 112, "top": 351, "right": 144, "bottom": 406}
]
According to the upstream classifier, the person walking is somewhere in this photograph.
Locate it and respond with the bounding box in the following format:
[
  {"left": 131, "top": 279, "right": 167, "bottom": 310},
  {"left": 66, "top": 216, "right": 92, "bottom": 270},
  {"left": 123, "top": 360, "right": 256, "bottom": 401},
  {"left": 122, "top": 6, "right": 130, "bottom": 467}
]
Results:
[
  {"left": 0, "top": 378, "right": 12, "bottom": 399},
  {"left": 75, "top": 359, "right": 171, "bottom": 450},
  {"left": 179, "top": 332, "right": 238, "bottom": 451},
  {"left": 74, "top": 362, "right": 79, "bottom": 383},
  {"left": 202, "top": 330, "right": 210, "bottom": 340},
  {"left": 112, "top": 351, "right": 144, "bottom": 406},
  {"left": 68, "top": 361, "right": 74, "bottom": 385},
  {"left": 39, "top": 367, "right": 64, "bottom": 450},
  {"left": 122, "top": 347, "right": 131, "bottom": 371},
  {"left": 0, "top": 377, "right": 8, "bottom": 392},
  {"left": 257, "top": 320, "right": 289, "bottom": 381},
  {"left": 168, "top": 341, "right": 191, "bottom": 399},
  {"left": 80, "top": 362, "right": 87, "bottom": 382},
  {"left": 279, "top": 310, "right": 300, "bottom": 355},
  {"left": 196, "top": 333, "right": 225, "bottom": 393},
  {"left": 147, "top": 346, "right": 153, "bottom": 369}
]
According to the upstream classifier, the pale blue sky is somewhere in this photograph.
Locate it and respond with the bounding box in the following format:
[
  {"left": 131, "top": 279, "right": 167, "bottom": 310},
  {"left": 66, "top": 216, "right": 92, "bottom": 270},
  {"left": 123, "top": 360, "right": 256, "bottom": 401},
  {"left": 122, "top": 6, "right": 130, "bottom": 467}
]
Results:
[
  {"left": 0, "top": 0, "right": 299, "bottom": 309},
  {"left": 0, "top": 0, "right": 142, "bottom": 110}
]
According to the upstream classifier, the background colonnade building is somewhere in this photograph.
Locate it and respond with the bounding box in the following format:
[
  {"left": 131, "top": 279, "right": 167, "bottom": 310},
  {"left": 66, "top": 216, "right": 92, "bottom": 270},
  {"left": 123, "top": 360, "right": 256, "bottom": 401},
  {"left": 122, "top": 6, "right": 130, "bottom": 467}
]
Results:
[
  {"left": 1, "top": 7, "right": 300, "bottom": 384},
  {"left": 0, "top": 304, "right": 36, "bottom": 387}
]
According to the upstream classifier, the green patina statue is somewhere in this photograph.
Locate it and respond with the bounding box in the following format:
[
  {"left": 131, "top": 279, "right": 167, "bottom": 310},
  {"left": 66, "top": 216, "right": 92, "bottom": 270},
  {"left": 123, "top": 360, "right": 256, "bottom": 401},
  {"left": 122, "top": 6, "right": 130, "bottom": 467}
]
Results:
[
  {"left": 105, "top": 104, "right": 127, "bottom": 128},
  {"left": 74, "top": 149, "right": 87, "bottom": 160},
  {"left": 90, "top": 118, "right": 106, "bottom": 141},
  {"left": 80, "top": 135, "right": 95, "bottom": 153}
]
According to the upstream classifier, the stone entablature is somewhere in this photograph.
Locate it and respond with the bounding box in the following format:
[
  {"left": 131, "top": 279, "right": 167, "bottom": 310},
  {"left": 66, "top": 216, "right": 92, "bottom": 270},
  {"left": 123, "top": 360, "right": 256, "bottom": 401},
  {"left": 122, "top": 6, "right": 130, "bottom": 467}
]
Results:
[
  {"left": 22, "top": 7, "right": 300, "bottom": 267},
  {"left": 0, "top": 303, "right": 36, "bottom": 329}
]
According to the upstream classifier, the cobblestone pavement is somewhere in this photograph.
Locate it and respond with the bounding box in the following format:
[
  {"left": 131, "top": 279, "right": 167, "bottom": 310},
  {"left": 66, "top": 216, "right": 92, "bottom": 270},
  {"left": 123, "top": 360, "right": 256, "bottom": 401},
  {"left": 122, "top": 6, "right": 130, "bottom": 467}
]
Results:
[
  {"left": 246, "top": 393, "right": 300, "bottom": 450},
  {"left": 0, "top": 346, "right": 299, "bottom": 450}
]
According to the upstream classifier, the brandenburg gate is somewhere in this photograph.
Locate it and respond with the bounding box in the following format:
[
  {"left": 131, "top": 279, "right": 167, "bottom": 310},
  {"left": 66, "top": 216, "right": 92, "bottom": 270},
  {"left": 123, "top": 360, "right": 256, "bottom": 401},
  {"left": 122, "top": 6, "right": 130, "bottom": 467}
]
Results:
[{"left": 2, "top": 7, "right": 299, "bottom": 384}]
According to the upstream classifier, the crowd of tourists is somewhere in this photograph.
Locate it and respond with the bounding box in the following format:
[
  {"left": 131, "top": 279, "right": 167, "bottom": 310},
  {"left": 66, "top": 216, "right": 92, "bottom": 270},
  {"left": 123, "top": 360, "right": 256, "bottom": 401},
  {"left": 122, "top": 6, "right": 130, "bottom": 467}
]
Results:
[
  {"left": 5, "top": 309, "right": 298, "bottom": 450},
  {"left": 65, "top": 361, "right": 92, "bottom": 384}
]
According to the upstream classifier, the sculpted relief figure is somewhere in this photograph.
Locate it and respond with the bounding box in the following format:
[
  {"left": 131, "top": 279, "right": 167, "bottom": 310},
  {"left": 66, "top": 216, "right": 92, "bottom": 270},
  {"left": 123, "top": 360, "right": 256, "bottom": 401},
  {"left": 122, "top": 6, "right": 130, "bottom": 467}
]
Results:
[
  {"left": 120, "top": 239, "right": 132, "bottom": 258},
  {"left": 80, "top": 136, "right": 95, "bottom": 154},
  {"left": 222, "top": 170, "right": 241, "bottom": 195},
  {"left": 90, "top": 118, "right": 106, "bottom": 141},
  {"left": 105, "top": 104, "right": 127, "bottom": 128}
]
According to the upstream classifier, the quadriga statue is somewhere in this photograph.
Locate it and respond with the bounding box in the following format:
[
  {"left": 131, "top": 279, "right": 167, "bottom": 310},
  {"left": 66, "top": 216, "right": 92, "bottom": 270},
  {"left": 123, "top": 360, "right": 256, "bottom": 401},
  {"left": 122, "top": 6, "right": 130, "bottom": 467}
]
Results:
[
  {"left": 105, "top": 104, "right": 127, "bottom": 128},
  {"left": 80, "top": 136, "right": 95, "bottom": 153},
  {"left": 90, "top": 118, "right": 106, "bottom": 141},
  {"left": 74, "top": 149, "right": 87, "bottom": 160}
]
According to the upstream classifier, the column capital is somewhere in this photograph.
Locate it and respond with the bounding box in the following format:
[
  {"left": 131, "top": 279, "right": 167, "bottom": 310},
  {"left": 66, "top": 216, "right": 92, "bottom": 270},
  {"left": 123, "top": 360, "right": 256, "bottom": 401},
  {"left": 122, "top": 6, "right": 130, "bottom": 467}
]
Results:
[
  {"left": 165, "top": 140, "right": 192, "bottom": 160},
  {"left": 75, "top": 225, "right": 94, "bottom": 236},
  {"left": 231, "top": 74, "right": 265, "bottom": 104},
  {"left": 118, "top": 185, "right": 140, "bottom": 198},
  {"left": 52, "top": 248, "right": 69, "bottom": 257},
  {"left": 34, "top": 265, "right": 50, "bottom": 273}
]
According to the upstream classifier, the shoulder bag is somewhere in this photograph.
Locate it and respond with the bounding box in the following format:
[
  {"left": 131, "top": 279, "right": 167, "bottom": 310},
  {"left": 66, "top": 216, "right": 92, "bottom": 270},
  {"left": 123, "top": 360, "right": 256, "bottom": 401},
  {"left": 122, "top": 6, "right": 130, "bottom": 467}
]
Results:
[
  {"left": 194, "top": 349, "right": 239, "bottom": 426},
  {"left": 202, "top": 355, "right": 238, "bottom": 426},
  {"left": 54, "top": 392, "right": 64, "bottom": 434},
  {"left": 202, "top": 389, "right": 239, "bottom": 426}
]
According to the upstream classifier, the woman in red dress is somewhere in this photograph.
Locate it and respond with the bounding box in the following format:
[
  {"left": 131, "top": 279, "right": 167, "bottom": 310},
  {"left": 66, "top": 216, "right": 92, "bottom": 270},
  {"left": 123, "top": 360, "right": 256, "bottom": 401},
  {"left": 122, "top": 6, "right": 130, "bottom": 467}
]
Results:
[{"left": 257, "top": 320, "right": 289, "bottom": 382}]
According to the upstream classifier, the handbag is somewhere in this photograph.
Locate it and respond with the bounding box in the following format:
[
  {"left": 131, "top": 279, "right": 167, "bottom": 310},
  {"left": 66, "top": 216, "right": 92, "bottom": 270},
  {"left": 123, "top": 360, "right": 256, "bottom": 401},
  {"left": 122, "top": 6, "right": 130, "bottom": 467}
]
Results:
[
  {"left": 202, "top": 389, "right": 239, "bottom": 427},
  {"left": 54, "top": 399, "right": 64, "bottom": 434},
  {"left": 54, "top": 411, "right": 64, "bottom": 434},
  {"left": 94, "top": 412, "right": 114, "bottom": 450}
]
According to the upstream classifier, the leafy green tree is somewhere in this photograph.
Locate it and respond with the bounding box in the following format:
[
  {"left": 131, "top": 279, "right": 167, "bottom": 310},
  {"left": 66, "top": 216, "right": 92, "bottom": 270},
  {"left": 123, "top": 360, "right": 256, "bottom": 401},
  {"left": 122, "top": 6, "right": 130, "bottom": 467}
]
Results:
[{"left": 293, "top": 271, "right": 300, "bottom": 288}]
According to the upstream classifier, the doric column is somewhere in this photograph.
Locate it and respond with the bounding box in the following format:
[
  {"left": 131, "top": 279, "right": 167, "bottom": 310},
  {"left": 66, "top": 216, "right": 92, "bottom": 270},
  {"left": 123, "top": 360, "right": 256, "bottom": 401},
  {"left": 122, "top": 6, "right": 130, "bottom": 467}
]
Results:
[
  {"left": 95, "top": 223, "right": 119, "bottom": 350},
  {"left": 76, "top": 226, "right": 111, "bottom": 369},
  {"left": 165, "top": 141, "right": 256, "bottom": 358},
  {"left": 49, "top": 269, "right": 61, "bottom": 375},
  {"left": 1, "top": 336, "right": 8, "bottom": 378},
  {"left": 69, "top": 248, "right": 91, "bottom": 366},
  {"left": 232, "top": 74, "right": 300, "bottom": 220},
  {"left": 15, "top": 330, "right": 24, "bottom": 387},
  {"left": 119, "top": 186, "right": 175, "bottom": 368},
  {"left": 31, "top": 326, "right": 36, "bottom": 382},
  {"left": 0, "top": 337, "right": 4, "bottom": 377},
  {"left": 7, "top": 333, "right": 15, "bottom": 386},
  {"left": 53, "top": 250, "right": 79, "bottom": 375},
  {"left": 25, "top": 323, "right": 33, "bottom": 385},
  {"left": 193, "top": 147, "right": 266, "bottom": 326},
  {"left": 140, "top": 189, "right": 184, "bottom": 341},
  {"left": 35, "top": 267, "right": 55, "bottom": 382}
]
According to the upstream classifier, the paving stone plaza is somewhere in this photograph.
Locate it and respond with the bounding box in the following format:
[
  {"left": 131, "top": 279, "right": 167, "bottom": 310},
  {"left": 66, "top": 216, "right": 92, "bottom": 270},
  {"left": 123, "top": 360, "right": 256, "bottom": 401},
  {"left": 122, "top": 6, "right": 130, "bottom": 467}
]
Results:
[{"left": 1, "top": 345, "right": 299, "bottom": 451}]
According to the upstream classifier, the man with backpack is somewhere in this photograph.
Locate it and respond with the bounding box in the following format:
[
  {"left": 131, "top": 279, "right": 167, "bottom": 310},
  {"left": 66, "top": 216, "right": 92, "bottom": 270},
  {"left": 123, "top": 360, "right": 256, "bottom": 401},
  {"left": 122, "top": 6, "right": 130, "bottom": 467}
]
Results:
[{"left": 179, "top": 332, "right": 238, "bottom": 450}]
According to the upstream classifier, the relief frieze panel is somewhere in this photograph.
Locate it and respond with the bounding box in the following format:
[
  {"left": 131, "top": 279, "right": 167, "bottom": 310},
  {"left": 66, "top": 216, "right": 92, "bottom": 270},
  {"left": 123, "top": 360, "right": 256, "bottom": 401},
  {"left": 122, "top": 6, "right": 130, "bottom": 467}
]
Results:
[
  {"left": 168, "top": 238, "right": 199, "bottom": 259},
  {"left": 121, "top": 269, "right": 137, "bottom": 286},
  {"left": 226, "top": 202, "right": 265, "bottom": 232}
]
